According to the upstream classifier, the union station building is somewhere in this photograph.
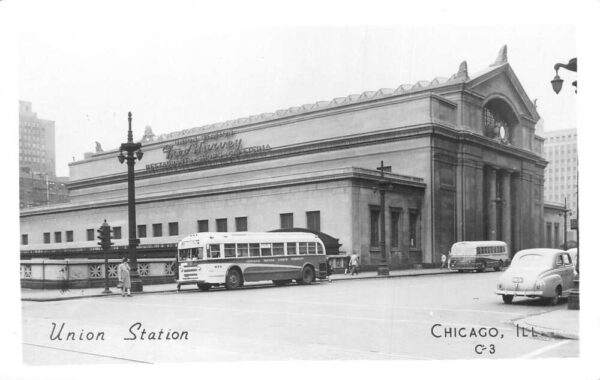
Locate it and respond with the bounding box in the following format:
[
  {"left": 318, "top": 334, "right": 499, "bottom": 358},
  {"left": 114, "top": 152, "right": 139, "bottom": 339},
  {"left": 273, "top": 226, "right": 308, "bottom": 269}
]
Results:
[{"left": 20, "top": 46, "right": 548, "bottom": 273}]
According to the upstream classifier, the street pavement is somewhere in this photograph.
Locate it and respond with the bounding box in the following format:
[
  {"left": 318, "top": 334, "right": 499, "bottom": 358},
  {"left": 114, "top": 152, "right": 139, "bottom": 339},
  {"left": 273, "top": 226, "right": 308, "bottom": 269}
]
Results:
[{"left": 21, "top": 270, "right": 578, "bottom": 364}]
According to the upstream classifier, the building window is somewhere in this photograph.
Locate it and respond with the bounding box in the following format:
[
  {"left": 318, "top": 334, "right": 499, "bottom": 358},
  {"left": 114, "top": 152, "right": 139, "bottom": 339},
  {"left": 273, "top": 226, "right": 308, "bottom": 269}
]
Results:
[
  {"left": 138, "top": 225, "right": 147, "bottom": 238},
  {"left": 280, "top": 213, "right": 294, "bottom": 229},
  {"left": 152, "top": 223, "right": 163, "bottom": 237},
  {"left": 87, "top": 229, "right": 94, "bottom": 241},
  {"left": 370, "top": 206, "right": 380, "bottom": 247},
  {"left": 390, "top": 208, "right": 401, "bottom": 248},
  {"left": 54, "top": 231, "right": 62, "bottom": 243},
  {"left": 197, "top": 220, "right": 208, "bottom": 233},
  {"left": 409, "top": 210, "right": 420, "bottom": 248},
  {"left": 216, "top": 218, "right": 227, "bottom": 232},
  {"left": 112, "top": 227, "right": 122, "bottom": 239},
  {"left": 235, "top": 217, "right": 247, "bottom": 232},
  {"left": 43, "top": 232, "right": 50, "bottom": 244},
  {"left": 168, "top": 222, "right": 179, "bottom": 236},
  {"left": 21, "top": 234, "right": 28, "bottom": 245},
  {"left": 66, "top": 230, "right": 73, "bottom": 242},
  {"left": 306, "top": 211, "right": 320, "bottom": 232}
]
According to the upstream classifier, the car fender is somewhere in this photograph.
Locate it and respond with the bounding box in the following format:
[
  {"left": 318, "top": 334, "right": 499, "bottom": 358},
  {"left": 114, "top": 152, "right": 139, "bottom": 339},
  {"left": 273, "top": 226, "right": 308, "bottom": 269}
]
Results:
[{"left": 539, "top": 273, "right": 563, "bottom": 297}]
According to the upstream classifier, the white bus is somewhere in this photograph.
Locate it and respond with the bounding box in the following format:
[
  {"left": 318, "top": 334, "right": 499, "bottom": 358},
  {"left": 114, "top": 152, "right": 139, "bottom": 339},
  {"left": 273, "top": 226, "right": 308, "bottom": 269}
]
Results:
[
  {"left": 448, "top": 241, "right": 509, "bottom": 272},
  {"left": 176, "top": 232, "right": 328, "bottom": 291}
]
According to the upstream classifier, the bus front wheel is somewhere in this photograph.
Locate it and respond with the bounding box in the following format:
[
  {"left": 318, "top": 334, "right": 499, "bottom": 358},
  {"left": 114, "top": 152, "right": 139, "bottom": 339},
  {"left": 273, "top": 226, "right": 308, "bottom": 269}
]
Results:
[
  {"left": 298, "top": 266, "right": 315, "bottom": 285},
  {"left": 225, "top": 269, "right": 243, "bottom": 290}
]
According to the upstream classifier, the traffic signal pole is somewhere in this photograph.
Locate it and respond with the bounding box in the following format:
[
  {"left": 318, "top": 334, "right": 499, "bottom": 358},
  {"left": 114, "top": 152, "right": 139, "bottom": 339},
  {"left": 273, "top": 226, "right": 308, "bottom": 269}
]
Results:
[{"left": 98, "top": 220, "right": 114, "bottom": 294}]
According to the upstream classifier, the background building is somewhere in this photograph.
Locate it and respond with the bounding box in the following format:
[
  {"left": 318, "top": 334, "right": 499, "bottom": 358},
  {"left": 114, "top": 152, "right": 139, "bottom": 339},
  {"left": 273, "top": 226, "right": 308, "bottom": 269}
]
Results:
[
  {"left": 19, "top": 101, "right": 69, "bottom": 208},
  {"left": 20, "top": 46, "right": 548, "bottom": 274},
  {"left": 539, "top": 126, "right": 578, "bottom": 241}
]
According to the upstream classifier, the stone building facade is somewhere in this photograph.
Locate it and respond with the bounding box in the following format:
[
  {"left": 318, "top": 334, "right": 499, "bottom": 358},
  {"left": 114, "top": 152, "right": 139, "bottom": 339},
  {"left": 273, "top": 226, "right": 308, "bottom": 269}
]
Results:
[{"left": 20, "top": 46, "right": 547, "bottom": 268}]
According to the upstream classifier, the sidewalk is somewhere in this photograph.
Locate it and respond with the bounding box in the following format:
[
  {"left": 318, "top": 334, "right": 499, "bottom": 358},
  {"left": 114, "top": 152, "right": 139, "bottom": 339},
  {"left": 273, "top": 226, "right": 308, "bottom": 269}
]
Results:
[
  {"left": 512, "top": 309, "right": 579, "bottom": 340},
  {"left": 21, "top": 267, "right": 457, "bottom": 302}
]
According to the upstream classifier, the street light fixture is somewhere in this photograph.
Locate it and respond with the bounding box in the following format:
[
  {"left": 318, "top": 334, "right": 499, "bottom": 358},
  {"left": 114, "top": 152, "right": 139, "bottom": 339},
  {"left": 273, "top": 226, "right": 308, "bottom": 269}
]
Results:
[
  {"left": 551, "top": 58, "right": 577, "bottom": 94},
  {"left": 117, "top": 112, "right": 144, "bottom": 292}
]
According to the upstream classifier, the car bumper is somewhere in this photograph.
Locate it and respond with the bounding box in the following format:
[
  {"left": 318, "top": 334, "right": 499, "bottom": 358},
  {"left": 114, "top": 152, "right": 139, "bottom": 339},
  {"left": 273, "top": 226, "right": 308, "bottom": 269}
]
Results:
[{"left": 496, "top": 289, "right": 543, "bottom": 296}]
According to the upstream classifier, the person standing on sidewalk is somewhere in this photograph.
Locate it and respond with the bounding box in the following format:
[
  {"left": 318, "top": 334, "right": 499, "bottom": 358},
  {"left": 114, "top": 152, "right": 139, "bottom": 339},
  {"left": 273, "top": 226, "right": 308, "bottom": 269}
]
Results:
[
  {"left": 117, "top": 257, "right": 132, "bottom": 297},
  {"left": 440, "top": 253, "right": 447, "bottom": 269},
  {"left": 349, "top": 252, "right": 360, "bottom": 275}
]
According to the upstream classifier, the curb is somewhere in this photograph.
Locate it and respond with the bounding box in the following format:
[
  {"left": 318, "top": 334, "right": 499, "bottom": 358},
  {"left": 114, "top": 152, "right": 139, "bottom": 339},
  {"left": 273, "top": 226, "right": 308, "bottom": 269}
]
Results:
[
  {"left": 22, "top": 269, "right": 460, "bottom": 302},
  {"left": 512, "top": 319, "right": 578, "bottom": 340}
]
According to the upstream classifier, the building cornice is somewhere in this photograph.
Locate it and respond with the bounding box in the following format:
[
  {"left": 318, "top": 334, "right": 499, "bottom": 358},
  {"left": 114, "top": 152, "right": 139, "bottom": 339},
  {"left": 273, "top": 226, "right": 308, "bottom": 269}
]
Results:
[{"left": 22, "top": 167, "right": 425, "bottom": 217}]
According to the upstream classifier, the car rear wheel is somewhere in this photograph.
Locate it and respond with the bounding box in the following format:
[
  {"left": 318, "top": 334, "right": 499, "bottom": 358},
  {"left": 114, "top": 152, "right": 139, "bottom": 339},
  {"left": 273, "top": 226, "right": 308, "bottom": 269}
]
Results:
[
  {"left": 502, "top": 295, "right": 514, "bottom": 304},
  {"left": 548, "top": 285, "right": 562, "bottom": 306}
]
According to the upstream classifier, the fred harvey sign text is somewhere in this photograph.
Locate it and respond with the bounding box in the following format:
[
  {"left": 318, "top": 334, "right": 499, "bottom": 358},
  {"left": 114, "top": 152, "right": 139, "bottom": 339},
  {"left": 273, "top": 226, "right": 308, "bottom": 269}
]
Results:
[
  {"left": 49, "top": 322, "right": 189, "bottom": 341},
  {"left": 146, "top": 129, "right": 271, "bottom": 173}
]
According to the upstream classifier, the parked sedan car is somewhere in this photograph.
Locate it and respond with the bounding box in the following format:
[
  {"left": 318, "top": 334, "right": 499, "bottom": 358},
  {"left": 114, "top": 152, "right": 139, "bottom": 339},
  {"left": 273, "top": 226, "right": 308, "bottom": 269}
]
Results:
[{"left": 496, "top": 249, "right": 575, "bottom": 305}]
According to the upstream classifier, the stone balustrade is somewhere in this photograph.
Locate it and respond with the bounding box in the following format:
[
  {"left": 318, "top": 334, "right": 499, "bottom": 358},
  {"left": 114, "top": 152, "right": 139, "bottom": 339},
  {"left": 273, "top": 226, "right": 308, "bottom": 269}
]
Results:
[{"left": 20, "top": 258, "right": 176, "bottom": 289}]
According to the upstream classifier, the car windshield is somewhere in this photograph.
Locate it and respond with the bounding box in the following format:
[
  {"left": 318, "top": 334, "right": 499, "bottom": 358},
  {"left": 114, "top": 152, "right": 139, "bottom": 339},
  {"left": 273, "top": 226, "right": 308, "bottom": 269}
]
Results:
[{"left": 512, "top": 253, "right": 551, "bottom": 268}]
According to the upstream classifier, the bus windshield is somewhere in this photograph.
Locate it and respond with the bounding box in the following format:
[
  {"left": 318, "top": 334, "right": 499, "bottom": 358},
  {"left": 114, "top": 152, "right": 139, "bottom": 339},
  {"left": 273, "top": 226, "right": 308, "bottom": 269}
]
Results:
[
  {"left": 178, "top": 247, "right": 203, "bottom": 261},
  {"left": 451, "top": 245, "right": 474, "bottom": 256}
]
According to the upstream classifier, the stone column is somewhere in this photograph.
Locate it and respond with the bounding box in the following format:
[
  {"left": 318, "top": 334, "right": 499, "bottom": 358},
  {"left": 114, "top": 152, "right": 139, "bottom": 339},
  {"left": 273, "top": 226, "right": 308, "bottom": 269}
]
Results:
[
  {"left": 487, "top": 167, "right": 498, "bottom": 240},
  {"left": 501, "top": 170, "right": 512, "bottom": 252}
]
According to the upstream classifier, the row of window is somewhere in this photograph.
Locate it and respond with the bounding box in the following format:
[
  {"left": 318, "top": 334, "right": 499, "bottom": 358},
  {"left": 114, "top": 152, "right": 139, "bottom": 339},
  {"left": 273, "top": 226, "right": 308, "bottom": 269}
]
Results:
[
  {"left": 21, "top": 211, "right": 322, "bottom": 245},
  {"left": 475, "top": 246, "right": 505, "bottom": 254},
  {"left": 179, "top": 242, "right": 324, "bottom": 261}
]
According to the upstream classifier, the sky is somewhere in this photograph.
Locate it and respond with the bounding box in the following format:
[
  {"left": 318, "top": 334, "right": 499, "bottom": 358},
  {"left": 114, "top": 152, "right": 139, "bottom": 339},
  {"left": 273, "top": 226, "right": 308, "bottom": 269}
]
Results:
[{"left": 16, "top": 1, "right": 580, "bottom": 178}]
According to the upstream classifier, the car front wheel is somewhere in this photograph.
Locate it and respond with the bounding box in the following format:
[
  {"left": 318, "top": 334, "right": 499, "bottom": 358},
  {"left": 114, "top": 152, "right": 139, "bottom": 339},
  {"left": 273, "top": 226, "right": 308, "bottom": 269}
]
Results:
[{"left": 502, "top": 295, "right": 514, "bottom": 304}]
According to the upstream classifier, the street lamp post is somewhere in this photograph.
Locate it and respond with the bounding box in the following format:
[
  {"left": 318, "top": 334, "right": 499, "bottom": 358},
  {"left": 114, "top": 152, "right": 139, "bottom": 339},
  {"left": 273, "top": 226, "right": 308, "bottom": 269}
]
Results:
[
  {"left": 118, "top": 112, "right": 144, "bottom": 292},
  {"left": 551, "top": 57, "right": 579, "bottom": 310},
  {"left": 376, "top": 161, "right": 392, "bottom": 276}
]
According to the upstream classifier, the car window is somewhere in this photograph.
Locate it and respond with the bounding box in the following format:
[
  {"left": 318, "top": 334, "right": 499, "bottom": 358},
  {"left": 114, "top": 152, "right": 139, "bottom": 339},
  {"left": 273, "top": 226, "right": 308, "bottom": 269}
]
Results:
[
  {"left": 555, "top": 255, "right": 564, "bottom": 266},
  {"left": 513, "top": 254, "right": 550, "bottom": 267},
  {"left": 562, "top": 254, "right": 572, "bottom": 265}
]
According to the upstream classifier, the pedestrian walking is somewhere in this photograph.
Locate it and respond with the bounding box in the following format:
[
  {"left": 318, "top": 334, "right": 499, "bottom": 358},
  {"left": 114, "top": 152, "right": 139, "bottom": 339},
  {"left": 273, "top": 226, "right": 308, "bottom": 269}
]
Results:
[
  {"left": 440, "top": 253, "right": 447, "bottom": 269},
  {"left": 349, "top": 252, "right": 360, "bottom": 275},
  {"left": 117, "top": 257, "right": 132, "bottom": 297}
]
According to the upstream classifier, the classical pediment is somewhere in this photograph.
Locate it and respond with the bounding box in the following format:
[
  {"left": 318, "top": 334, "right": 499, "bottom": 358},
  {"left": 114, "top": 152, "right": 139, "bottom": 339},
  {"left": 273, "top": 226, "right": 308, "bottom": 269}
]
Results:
[{"left": 466, "top": 62, "right": 540, "bottom": 123}]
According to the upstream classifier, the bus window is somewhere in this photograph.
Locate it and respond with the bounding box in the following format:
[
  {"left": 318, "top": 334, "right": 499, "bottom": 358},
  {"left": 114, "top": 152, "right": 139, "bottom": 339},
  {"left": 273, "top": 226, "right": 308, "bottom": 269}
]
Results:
[
  {"left": 287, "top": 242, "right": 297, "bottom": 255},
  {"left": 224, "top": 244, "right": 236, "bottom": 258},
  {"left": 249, "top": 243, "right": 260, "bottom": 257},
  {"left": 178, "top": 249, "right": 190, "bottom": 261},
  {"left": 308, "top": 242, "right": 316, "bottom": 255},
  {"left": 209, "top": 244, "right": 221, "bottom": 259},
  {"left": 273, "top": 243, "right": 284, "bottom": 256},
  {"left": 317, "top": 243, "right": 324, "bottom": 255},
  {"left": 260, "top": 243, "right": 272, "bottom": 256},
  {"left": 299, "top": 242, "right": 308, "bottom": 255},
  {"left": 237, "top": 243, "right": 249, "bottom": 257}
]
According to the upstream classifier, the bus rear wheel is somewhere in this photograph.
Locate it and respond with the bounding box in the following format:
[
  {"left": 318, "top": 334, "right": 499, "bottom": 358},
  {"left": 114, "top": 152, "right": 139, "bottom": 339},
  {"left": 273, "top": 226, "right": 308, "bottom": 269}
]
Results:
[
  {"left": 298, "top": 266, "right": 315, "bottom": 285},
  {"left": 225, "top": 269, "right": 242, "bottom": 290},
  {"left": 494, "top": 260, "right": 504, "bottom": 271}
]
